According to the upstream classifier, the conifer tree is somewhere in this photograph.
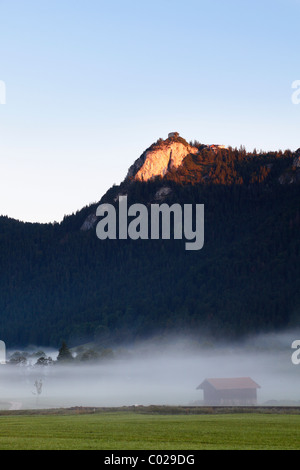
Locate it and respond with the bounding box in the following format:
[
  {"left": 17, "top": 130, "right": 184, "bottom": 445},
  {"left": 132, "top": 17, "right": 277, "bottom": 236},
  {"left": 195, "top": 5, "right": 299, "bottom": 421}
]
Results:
[{"left": 57, "top": 341, "right": 73, "bottom": 362}]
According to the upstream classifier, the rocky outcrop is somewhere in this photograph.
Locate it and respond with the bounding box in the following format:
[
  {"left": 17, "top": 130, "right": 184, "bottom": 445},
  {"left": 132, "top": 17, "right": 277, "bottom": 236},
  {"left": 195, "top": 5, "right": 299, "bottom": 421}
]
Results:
[
  {"left": 80, "top": 134, "right": 197, "bottom": 231},
  {"left": 278, "top": 151, "right": 300, "bottom": 184},
  {"left": 154, "top": 186, "right": 172, "bottom": 201},
  {"left": 126, "top": 135, "right": 198, "bottom": 182},
  {"left": 293, "top": 155, "right": 300, "bottom": 168},
  {"left": 80, "top": 213, "right": 98, "bottom": 231}
]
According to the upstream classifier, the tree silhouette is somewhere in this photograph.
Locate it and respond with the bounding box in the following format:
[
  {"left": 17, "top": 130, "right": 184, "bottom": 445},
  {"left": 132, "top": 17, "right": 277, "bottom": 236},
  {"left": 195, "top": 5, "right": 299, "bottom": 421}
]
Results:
[{"left": 57, "top": 341, "right": 73, "bottom": 362}]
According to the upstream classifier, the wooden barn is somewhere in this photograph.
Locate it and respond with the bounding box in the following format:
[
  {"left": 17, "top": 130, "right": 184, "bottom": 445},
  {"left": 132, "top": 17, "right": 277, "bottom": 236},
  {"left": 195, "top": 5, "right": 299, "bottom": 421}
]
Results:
[{"left": 197, "top": 377, "right": 260, "bottom": 406}]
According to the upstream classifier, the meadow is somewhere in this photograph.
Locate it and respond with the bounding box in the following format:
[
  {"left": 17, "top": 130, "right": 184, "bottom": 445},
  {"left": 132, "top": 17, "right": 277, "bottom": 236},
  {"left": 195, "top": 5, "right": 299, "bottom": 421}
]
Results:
[{"left": 0, "top": 408, "right": 299, "bottom": 450}]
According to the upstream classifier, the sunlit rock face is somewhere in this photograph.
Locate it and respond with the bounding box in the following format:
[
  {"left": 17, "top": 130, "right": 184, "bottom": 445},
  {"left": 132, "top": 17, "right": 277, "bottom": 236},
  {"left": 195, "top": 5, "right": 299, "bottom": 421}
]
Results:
[
  {"left": 81, "top": 134, "right": 198, "bottom": 231},
  {"left": 126, "top": 134, "right": 198, "bottom": 182}
]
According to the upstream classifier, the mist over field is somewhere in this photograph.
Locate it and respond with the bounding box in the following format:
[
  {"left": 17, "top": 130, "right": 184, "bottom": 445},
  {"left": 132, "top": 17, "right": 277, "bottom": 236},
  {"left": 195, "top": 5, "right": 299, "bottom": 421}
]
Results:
[{"left": 1, "top": 331, "right": 300, "bottom": 410}]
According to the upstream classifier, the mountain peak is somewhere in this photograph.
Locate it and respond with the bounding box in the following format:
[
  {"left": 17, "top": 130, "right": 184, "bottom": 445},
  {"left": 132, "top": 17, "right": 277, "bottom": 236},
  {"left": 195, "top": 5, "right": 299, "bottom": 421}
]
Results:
[{"left": 126, "top": 133, "right": 199, "bottom": 182}]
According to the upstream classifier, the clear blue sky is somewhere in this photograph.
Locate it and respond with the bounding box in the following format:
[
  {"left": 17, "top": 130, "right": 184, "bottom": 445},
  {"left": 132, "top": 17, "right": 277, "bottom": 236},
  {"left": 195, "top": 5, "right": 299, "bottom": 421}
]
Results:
[{"left": 0, "top": 0, "right": 300, "bottom": 223}]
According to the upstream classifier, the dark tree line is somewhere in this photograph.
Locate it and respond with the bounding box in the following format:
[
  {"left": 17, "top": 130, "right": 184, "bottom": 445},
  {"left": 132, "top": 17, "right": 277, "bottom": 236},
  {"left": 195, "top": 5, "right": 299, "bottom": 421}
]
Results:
[{"left": 0, "top": 146, "right": 299, "bottom": 347}]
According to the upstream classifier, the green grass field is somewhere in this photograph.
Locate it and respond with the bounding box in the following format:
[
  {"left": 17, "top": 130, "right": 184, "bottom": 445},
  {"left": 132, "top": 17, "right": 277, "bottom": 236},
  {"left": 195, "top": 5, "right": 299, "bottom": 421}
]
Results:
[{"left": 0, "top": 410, "right": 299, "bottom": 450}]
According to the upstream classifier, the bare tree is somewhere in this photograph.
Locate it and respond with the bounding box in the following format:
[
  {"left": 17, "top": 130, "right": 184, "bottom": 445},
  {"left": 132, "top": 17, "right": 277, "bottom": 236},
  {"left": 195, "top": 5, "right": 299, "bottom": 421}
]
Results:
[{"left": 32, "top": 379, "right": 43, "bottom": 406}]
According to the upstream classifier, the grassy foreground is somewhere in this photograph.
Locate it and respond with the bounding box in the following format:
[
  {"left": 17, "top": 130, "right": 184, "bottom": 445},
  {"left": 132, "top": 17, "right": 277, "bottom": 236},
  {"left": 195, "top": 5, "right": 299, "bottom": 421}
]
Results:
[{"left": 0, "top": 409, "right": 300, "bottom": 450}]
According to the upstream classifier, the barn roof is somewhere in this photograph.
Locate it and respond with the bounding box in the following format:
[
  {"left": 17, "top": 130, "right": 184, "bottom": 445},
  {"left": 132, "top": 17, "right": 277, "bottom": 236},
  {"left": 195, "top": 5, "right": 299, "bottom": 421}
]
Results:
[{"left": 197, "top": 377, "right": 260, "bottom": 390}]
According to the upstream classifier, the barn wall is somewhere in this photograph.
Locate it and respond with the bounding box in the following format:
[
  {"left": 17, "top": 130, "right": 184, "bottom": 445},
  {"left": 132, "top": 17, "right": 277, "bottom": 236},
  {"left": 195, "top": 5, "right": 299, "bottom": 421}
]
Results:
[{"left": 202, "top": 384, "right": 257, "bottom": 405}]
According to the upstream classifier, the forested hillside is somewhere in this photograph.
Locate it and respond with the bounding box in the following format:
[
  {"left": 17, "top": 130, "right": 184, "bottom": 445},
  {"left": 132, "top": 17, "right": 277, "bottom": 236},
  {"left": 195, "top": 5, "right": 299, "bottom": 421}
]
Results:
[{"left": 0, "top": 143, "right": 299, "bottom": 347}]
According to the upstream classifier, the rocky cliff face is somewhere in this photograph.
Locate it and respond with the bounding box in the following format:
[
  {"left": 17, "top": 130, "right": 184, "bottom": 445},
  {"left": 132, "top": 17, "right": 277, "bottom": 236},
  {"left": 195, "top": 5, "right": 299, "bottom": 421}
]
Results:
[
  {"left": 81, "top": 134, "right": 196, "bottom": 231},
  {"left": 126, "top": 135, "right": 198, "bottom": 182}
]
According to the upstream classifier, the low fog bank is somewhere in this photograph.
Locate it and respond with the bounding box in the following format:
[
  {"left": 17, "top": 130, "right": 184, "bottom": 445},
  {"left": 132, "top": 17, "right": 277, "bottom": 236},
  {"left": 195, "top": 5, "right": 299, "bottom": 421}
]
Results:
[{"left": 1, "top": 330, "right": 300, "bottom": 410}]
